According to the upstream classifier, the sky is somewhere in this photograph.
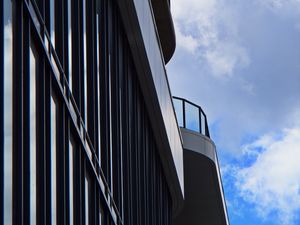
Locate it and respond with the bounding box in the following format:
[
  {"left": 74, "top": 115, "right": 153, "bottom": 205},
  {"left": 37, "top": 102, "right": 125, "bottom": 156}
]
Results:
[{"left": 166, "top": 0, "right": 300, "bottom": 225}]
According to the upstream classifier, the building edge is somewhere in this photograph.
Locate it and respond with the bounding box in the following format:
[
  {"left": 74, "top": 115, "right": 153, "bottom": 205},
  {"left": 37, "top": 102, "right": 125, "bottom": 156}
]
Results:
[{"left": 116, "top": 0, "right": 184, "bottom": 216}]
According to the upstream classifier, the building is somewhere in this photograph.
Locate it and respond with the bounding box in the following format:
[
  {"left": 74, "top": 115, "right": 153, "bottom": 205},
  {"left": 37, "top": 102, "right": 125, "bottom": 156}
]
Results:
[
  {"left": 1, "top": 0, "right": 228, "bottom": 225},
  {"left": 173, "top": 97, "right": 229, "bottom": 225}
]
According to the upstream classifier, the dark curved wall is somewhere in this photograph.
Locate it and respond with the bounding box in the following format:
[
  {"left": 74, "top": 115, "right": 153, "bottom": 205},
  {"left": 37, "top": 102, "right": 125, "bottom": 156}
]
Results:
[{"left": 174, "top": 150, "right": 227, "bottom": 225}]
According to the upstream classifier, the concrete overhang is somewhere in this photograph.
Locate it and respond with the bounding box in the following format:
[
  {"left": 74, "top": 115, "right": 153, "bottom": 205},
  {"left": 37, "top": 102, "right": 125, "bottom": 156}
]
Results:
[
  {"left": 151, "top": 0, "right": 176, "bottom": 63},
  {"left": 174, "top": 128, "right": 230, "bottom": 225}
]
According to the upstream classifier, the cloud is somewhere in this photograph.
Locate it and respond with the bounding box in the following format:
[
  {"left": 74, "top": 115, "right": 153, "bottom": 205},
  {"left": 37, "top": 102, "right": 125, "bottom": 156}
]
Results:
[
  {"left": 257, "top": 0, "right": 300, "bottom": 14},
  {"left": 235, "top": 128, "right": 300, "bottom": 225},
  {"left": 171, "top": 0, "right": 250, "bottom": 78}
]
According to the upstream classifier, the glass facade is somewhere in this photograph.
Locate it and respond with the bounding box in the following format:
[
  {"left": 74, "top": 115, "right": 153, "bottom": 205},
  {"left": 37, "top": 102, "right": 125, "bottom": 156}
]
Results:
[{"left": 1, "top": 0, "right": 174, "bottom": 225}]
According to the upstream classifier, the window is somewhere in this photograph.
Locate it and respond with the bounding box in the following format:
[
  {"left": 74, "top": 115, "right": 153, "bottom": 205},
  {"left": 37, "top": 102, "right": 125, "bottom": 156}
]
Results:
[
  {"left": 29, "top": 42, "right": 38, "bottom": 225},
  {"left": 51, "top": 95, "right": 57, "bottom": 225},
  {"left": 3, "top": 0, "right": 13, "bottom": 224}
]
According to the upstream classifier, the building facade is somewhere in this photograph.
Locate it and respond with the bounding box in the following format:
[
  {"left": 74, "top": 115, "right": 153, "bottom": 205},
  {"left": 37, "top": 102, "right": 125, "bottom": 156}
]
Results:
[
  {"left": 1, "top": 0, "right": 228, "bottom": 225},
  {"left": 1, "top": 0, "right": 184, "bottom": 224}
]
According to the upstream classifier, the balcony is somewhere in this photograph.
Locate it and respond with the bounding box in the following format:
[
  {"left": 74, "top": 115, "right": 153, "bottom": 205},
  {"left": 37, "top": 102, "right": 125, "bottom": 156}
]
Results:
[{"left": 172, "top": 97, "right": 229, "bottom": 225}]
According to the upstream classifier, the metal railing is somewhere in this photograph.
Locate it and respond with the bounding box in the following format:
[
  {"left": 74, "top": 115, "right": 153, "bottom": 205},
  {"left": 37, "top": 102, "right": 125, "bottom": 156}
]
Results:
[{"left": 173, "top": 97, "right": 210, "bottom": 138}]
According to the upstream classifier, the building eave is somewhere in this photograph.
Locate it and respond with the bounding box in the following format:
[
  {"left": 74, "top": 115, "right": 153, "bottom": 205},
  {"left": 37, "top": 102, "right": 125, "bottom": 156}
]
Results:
[{"left": 151, "top": 0, "right": 176, "bottom": 63}]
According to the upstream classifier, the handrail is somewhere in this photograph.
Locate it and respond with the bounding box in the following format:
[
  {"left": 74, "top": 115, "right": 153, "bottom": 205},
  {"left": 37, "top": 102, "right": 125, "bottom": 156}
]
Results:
[{"left": 173, "top": 97, "right": 210, "bottom": 138}]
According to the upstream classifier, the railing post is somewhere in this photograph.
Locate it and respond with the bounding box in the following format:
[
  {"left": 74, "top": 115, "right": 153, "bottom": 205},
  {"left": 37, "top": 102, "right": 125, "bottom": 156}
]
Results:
[
  {"left": 182, "top": 100, "right": 186, "bottom": 128},
  {"left": 198, "top": 108, "right": 202, "bottom": 134},
  {"left": 205, "top": 116, "right": 210, "bottom": 138}
]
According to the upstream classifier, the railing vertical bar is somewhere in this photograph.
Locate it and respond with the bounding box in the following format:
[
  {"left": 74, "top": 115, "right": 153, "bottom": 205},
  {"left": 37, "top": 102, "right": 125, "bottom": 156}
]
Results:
[
  {"left": 182, "top": 100, "right": 186, "bottom": 128},
  {"left": 205, "top": 115, "right": 210, "bottom": 138},
  {"left": 198, "top": 107, "right": 202, "bottom": 134}
]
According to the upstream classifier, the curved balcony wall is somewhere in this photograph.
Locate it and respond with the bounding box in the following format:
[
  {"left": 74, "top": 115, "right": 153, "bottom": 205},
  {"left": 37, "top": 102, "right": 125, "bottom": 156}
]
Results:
[{"left": 173, "top": 97, "right": 229, "bottom": 225}]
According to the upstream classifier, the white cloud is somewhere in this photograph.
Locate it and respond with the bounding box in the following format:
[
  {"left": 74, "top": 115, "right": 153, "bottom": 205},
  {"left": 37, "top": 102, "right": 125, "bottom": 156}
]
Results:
[
  {"left": 257, "top": 0, "right": 300, "bottom": 16},
  {"left": 235, "top": 128, "right": 300, "bottom": 225},
  {"left": 171, "top": 0, "right": 250, "bottom": 78}
]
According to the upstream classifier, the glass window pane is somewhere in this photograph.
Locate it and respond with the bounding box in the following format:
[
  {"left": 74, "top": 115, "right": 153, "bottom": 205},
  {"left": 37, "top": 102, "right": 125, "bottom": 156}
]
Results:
[
  {"left": 30, "top": 43, "right": 37, "bottom": 225},
  {"left": 51, "top": 96, "right": 57, "bottom": 225},
  {"left": 69, "top": 140, "right": 74, "bottom": 225},
  {"left": 3, "top": 0, "right": 13, "bottom": 224},
  {"left": 173, "top": 99, "right": 183, "bottom": 127},
  {"left": 185, "top": 103, "right": 200, "bottom": 132}
]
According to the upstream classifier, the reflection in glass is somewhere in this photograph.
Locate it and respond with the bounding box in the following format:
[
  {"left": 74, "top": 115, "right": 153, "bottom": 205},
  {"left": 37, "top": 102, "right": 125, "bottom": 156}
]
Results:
[
  {"left": 50, "top": 0, "right": 55, "bottom": 47},
  {"left": 96, "top": 13, "right": 101, "bottom": 162},
  {"left": 69, "top": 140, "right": 74, "bottom": 225},
  {"left": 3, "top": 0, "right": 13, "bottom": 224},
  {"left": 173, "top": 99, "right": 183, "bottom": 127},
  {"left": 85, "top": 174, "right": 90, "bottom": 225},
  {"left": 83, "top": 0, "right": 87, "bottom": 125},
  {"left": 68, "top": 0, "right": 72, "bottom": 91},
  {"left": 185, "top": 103, "right": 200, "bottom": 132},
  {"left": 30, "top": 44, "right": 37, "bottom": 225},
  {"left": 51, "top": 96, "right": 57, "bottom": 225},
  {"left": 99, "top": 203, "right": 104, "bottom": 225}
]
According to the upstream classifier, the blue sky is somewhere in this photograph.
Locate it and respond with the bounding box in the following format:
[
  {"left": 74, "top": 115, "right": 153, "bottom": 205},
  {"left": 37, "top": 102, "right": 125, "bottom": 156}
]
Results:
[{"left": 167, "top": 0, "right": 300, "bottom": 224}]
